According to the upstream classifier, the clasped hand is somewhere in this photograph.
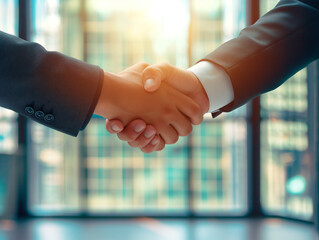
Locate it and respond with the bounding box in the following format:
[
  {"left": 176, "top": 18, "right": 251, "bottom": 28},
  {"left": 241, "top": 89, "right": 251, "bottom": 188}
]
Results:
[{"left": 94, "top": 62, "right": 209, "bottom": 153}]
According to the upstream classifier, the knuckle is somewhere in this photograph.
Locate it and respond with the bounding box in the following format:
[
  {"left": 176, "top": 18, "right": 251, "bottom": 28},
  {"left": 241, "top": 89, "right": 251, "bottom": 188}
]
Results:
[
  {"left": 167, "top": 134, "right": 179, "bottom": 145},
  {"left": 197, "top": 114, "right": 204, "bottom": 125},
  {"left": 191, "top": 108, "right": 203, "bottom": 125},
  {"left": 129, "top": 138, "right": 148, "bottom": 148},
  {"left": 136, "top": 139, "right": 149, "bottom": 148},
  {"left": 117, "top": 132, "right": 134, "bottom": 142},
  {"left": 141, "top": 148, "right": 153, "bottom": 154},
  {"left": 191, "top": 104, "right": 202, "bottom": 116},
  {"left": 128, "top": 141, "right": 139, "bottom": 148},
  {"left": 160, "top": 62, "right": 171, "bottom": 69},
  {"left": 162, "top": 108, "right": 175, "bottom": 120},
  {"left": 181, "top": 124, "right": 193, "bottom": 136},
  {"left": 146, "top": 67, "right": 161, "bottom": 78},
  {"left": 147, "top": 125, "right": 157, "bottom": 133},
  {"left": 139, "top": 61, "right": 150, "bottom": 68},
  {"left": 156, "top": 144, "right": 165, "bottom": 151}
]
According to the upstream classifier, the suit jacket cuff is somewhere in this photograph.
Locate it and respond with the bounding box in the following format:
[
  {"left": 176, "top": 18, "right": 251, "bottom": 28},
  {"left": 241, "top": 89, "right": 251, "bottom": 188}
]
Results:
[{"left": 80, "top": 69, "right": 104, "bottom": 130}]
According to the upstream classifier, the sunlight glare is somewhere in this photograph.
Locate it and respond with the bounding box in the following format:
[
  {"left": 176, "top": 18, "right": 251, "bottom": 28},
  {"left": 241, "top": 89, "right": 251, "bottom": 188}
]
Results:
[{"left": 147, "top": 0, "right": 189, "bottom": 36}]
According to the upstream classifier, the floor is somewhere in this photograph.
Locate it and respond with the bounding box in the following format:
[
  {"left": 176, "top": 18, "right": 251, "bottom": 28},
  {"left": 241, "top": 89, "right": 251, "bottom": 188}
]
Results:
[{"left": 0, "top": 218, "right": 318, "bottom": 240}]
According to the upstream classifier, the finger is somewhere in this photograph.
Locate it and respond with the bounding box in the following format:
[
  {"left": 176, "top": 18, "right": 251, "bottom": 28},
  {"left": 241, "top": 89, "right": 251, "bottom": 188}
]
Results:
[
  {"left": 170, "top": 113, "right": 193, "bottom": 137},
  {"left": 158, "top": 124, "right": 179, "bottom": 145},
  {"left": 142, "top": 67, "right": 163, "bottom": 92},
  {"left": 142, "top": 63, "right": 173, "bottom": 92},
  {"left": 140, "top": 135, "right": 163, "bottom": 153},
  {"left": 117, "top": 119, "right": 146, "bottom": 142},
  {"left": 154, "top": 137, "right": 166, "bottom": 151},
  {"left": 128, "top": 125, "right": 157, "bottom": 148},
  {"left": 143, "top": 63, "right": 198, "bottom": 94},
  {"left": 121, "top": 62, "right": 150, "bottom": 74},
  {"left": 105, "top": 119, "right": 124, "bottom": 134},
  {"left": 176, "top": 97, "right": 203, "bottom": 125}
]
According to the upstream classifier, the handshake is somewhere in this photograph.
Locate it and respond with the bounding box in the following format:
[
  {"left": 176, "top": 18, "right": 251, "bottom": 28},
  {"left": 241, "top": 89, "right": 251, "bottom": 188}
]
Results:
[{"left": 93, "top": 62, "right": 209, "bottom": 153}]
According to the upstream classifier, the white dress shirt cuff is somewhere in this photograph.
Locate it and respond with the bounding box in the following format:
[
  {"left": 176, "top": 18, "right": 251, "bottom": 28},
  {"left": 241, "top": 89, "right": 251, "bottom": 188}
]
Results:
[{"left": 188, "top": 61, "right": 234, "bottom": 113}]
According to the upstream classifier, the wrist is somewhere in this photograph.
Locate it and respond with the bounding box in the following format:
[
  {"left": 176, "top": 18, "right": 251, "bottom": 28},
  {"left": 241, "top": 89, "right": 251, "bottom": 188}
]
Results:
[
  {"left": 93, "top": 71, "right": 118, "bottom": 118},
  {"left": 187, "top": 70, "right": 210, "bottom": 114}
]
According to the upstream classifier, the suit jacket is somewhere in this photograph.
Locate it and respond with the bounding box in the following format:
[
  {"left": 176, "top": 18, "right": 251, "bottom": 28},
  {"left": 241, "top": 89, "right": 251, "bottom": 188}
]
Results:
[
  {"left": 202, "top": 0, "right": 319, "bottom": 116},
  {"left": 0, "top": 31, "right": 103, "bottom": 136}
]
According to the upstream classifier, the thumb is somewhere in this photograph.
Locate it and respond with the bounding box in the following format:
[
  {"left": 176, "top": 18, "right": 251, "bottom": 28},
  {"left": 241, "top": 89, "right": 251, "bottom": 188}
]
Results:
[{"left": 142, "top": 65, "right": 164, "bottom": 92}]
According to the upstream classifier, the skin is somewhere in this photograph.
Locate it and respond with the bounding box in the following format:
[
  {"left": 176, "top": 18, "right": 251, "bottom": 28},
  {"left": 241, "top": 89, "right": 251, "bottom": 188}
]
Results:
[
  {"left": 105, "top": 119, "right": 164, "bottom": 152},
  {"left": 105, "top": 62, "right": 209, "bottom": 153},
  {"left": 94, "top": 62, "right": 203, "bottom": 146}
]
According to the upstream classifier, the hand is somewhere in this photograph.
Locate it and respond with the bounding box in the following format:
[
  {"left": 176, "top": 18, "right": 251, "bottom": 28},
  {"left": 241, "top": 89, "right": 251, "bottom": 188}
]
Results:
[
  {"left": 94, "top": 62, "right": 203, "bottom": 145},
  {"left": 106, "top": 62, "right": 209, "bottom": 153},
  {"left": 105, "top": 119, "right": 165, "bottom": 153},
  {"left": 143, "top": 62, "right": 209, "bottom": 112}
]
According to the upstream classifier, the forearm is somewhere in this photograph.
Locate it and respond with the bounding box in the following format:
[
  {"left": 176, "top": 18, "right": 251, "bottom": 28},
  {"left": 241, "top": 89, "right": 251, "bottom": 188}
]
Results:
[
  {"left": 0, "top": 31, "right": 103, "bottom": 136},
  {"left": 93, "top": 71, "right": 118, "bottom": 119},
  {"left": 203, "top": 0, "right": 319, "bottom": 112}
]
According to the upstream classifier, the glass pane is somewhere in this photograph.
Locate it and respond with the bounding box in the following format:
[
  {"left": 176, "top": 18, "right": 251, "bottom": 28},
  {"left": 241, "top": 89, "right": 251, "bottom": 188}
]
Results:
[
  {"left": 191, "top": 0, "right": 248, "bottom": 214},
  {"left": 85, "top": 0, "right": 190, "bottom": 72},
  {"left": 261, "top": 69, "right": 308, "bottom": 116},
  {"left": 191, "top": 0, "right": 246, "bottom": 62},
  {"left": 31, "top": 0, "right": 83, "bottom": 58},
  {"left": 261, "top": 119, "right": 313, "bottom": 220},
  {"left": 28, "top": 122, "right": 80, "bottom": 215},
  {"left": 260, "top": 0, "right": 279, "bottom": 16},
  {"left": 0, "top": 155, "right": 15, "bottom": 218},
  {"left": 84, "top": 119, "right": 188, "bottom": 214},
  {"left": 28, "top": 0, "right": 83, "bottom": 215},
  {"left": 0, "top": 0, "right": 18, "bottom": 217},
  {"left": 0, "top": 109, "right": 18, "bottom": 154},
  {"left": 260, "top": 0, "right": 313, "bottom": 220},
  {"left": 192, "top": 119, "right": 248, "bottom": 214},
  {"left": 0, "top": 0, "right": 18, "bottom": 34},
  {"left": 0, "top": 158, "right": 8, "bottom": 216},
  {"left": 0, "top": 121, "right": 17, "bottom": 153},
  {"left": 0, "top": 0, "right": 18, "bottom": 154}
]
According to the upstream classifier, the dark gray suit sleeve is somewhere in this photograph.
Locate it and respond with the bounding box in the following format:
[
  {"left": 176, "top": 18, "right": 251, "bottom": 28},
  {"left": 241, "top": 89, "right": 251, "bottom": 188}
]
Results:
[
  {"left": 201, "top": 0, "right": 319, "bottom": 116},
  {"left": 0, "top": 31, "right": 103, "bottom": 136}
]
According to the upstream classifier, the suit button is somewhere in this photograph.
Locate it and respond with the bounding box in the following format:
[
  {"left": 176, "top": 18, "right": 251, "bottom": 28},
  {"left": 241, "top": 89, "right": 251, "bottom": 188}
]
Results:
[
  {"left": 44, "top": 114, "right": 54, "bottom": 122},
  {"left": 35, "top": 111, "right": 45, "bottom": 119},
  {"left": 25, "top": 106, "right": 34, "bottom": 115}
]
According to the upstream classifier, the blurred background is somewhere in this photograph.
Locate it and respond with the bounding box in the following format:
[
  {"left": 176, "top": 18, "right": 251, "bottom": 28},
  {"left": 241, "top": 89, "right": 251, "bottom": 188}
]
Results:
[{"left": 0, "top": 0, "right": 318, "bottom": 238}]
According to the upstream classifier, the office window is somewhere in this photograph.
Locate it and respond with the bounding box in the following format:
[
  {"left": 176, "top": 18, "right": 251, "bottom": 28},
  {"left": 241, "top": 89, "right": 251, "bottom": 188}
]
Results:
[
  {"left": 0, "top": 0, "right": 18, "bottom": 217},
  {"left": 0, "top": 110, "right": 17, "bottom": 154},
  {"left": 190, "top": 0, "right": 247, "bottom": 214},
  {"left": 84, "top": 119, "right": 189, "bottom": 213},
  {"left": 28, "top": 0, "right": 248, "bottom": 215},
  {"left": 28, "top": 0, "right": 82, "bottom": 214},
  {"left": 0, "top": 0, "right": 18, "bottom": 34},
  {"left": 28, "top": 123, "right": 81, "bottom": 214},
  {"left": 191, "top": 120, "right": 248, "bottom": 213},
  {"left": 0, "top": 0, "right": 18, "bottom": 154},
  {"left": 85, "top": 0, "right": 190, "bottom": 71},
  {"left": 260, "top": 0, "right": 313, "bottom": 220},
  {"left": 30, "top": 0, "right": 83, "bottom": 57},
  {"left": 0, "top": 157, "right": 8, "bottom": 216}
]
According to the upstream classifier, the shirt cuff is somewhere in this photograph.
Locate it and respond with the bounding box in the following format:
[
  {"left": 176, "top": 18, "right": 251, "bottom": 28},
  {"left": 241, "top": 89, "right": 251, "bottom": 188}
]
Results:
[{"left": 188, "top": 61, "right": 234, "bottom": 113}]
